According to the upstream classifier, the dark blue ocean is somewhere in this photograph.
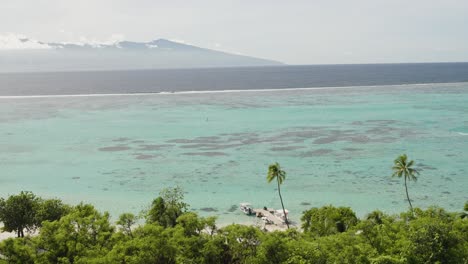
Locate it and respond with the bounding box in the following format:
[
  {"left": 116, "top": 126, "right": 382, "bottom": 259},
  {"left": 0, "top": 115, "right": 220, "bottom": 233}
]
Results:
[{"left": 1, "top": 63, "right": 468, "bottom": 96}]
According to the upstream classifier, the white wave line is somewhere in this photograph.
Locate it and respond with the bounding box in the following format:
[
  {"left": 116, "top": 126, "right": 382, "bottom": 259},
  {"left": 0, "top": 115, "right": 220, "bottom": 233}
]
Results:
[{"left": 0, "top": 81, "right": 467, "bottom": 99}]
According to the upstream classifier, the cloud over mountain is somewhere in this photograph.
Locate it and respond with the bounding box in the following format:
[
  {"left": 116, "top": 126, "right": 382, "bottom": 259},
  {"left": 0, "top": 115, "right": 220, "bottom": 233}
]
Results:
[
  {"left": 0, "top": 35, "right": 283, "bottom": 72},
  {"left": 0, "top": 33, "right": 51, "bottom": 50}
]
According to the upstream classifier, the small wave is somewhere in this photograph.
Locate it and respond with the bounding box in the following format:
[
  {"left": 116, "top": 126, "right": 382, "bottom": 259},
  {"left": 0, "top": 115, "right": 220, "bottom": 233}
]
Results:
[
  {"left": 457, "top": 132, "right": 468, "bottom": 136},
  {"left": 0, "top": 81, "right": 466, "bottom": 99}
]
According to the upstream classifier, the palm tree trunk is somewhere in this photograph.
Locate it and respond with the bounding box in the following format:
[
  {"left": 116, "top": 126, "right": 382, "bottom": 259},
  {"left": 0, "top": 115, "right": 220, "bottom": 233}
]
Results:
[
  {"left": 404, "top": 176, "right": 413, "bottom": 213},
  {"left": 277, "top": 178, "right": 289, "bottom": 229}
]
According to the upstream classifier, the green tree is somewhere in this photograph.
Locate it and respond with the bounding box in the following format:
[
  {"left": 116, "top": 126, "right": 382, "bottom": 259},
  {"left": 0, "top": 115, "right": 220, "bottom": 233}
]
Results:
[
  {"left": 256, "top": 232, "right": 290, "bottom": 264},
  {"left": 201, "top": 235, "right": 232, "bottom": 264},
  {"left": 203, "top": 216, "right": 217, "bottom": 237},
  {"left": 35, "top": 203, "right": 115, "bottom": 263},
  {"left": 366, "top": 210, "right": 385, "bottom": 225},
  {"left": 301, "top": 205, "right": 358, "bottom": 236},
  {"left": 0, "top": 238, "right": 37, "bottom": 264},
  {"left": 220, "top": 224, "right": 262, "bottom": 263},
  {"left": 357, "top": 211, "right": 403, "bottom": 256},
  {"left": 404, "top": 215, "right": 463, "bottom": 263},
  {"left": 116, "top": 213, "right": 137, "bottom": 237},
  {"left": 0, "top": 191, "right": 40, "bottom": 237},
  {"left": 35, "top": 198, "right": 71, "bottom": 226},
  {"left": 391, "top": 154, "right": 419, "bottom": 213},
  {"left": 267, "top": 162, "right": 289, "bottom": 229},
  {"left": 176, "top": 212, "right": 205, "bottom": 236},
  {"left": 370, "top": 255, "right": 405, "bottom": 264},
  {"left": 317, "top": 232, "right": 374, "bottom": 263},
  {"left": 102, "top": 224, "right": 177, "bottom": 264},
  {"left": 283, "top": 232, "right": 326, "bottom": 264},
  {"left": 2, "top": 192, "right": 467, "bottom": 263},
  {"left": 146, "top": 186, "right": 188, "bottom": 228},
  {"left": 147, "top": 196, "right": 167, "bottom": 225}
]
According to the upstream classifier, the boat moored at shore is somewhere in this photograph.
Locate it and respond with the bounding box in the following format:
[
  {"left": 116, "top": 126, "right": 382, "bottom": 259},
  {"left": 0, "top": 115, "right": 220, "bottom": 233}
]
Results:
[{"left": 240, "top": 202, "right": 255, "bottom": 215}]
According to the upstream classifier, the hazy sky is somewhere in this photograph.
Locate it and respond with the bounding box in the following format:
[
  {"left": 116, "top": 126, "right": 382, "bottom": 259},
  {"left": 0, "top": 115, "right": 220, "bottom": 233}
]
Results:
[{"left": 2, "top": 0, "right": 468, "bottom": 64}]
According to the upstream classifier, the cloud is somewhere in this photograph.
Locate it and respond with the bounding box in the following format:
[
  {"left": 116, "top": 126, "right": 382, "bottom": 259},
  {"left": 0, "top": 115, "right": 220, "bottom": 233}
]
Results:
[
  {"left": 168, "top": 39, "right": 186, "bottom": 44},
  {"left": 0, "top": 33, "right": 128, "bottom": 50},
  {"left": 75, "top": 33, "right": 126, "bottom": 47},
  {"left": 0, "top": 33, "right": 51, "bottom": 50}
]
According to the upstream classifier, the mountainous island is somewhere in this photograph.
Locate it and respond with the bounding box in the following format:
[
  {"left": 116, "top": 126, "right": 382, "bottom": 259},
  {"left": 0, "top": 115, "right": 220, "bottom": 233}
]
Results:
[{"left": 0, "top": 37, "right": 283, "bottom": 72}]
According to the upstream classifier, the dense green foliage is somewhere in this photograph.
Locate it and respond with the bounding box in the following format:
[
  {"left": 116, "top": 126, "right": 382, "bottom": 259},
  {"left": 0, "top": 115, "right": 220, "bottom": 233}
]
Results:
[
  {"left": 0, "top": 191, "right": 38, "bottom": 238},
  {"left": 0, "top": 190, "right": 467, "bottom": 263},
  {"left": 0, "top": 192, "right": 70, "bottom": 237},
  {"left": 301, "top": 205, "right": 358, "bottom": 236},
  {"left": 146, "top": 186, "right": 188, "bottom": 228}
]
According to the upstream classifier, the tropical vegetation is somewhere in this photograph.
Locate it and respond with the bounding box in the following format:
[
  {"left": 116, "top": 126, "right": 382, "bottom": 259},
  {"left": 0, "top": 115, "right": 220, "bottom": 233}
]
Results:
[
  {"left": 0, "top": 156, "right": 466, "bottom": 263},
  {"left": 0, "top": 189, "right": 467, "bottom": 264}
]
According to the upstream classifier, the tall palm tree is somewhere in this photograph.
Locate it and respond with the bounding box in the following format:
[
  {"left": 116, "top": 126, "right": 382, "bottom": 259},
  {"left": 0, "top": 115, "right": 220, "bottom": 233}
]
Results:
[
  {"left": 267, "top": 162, "right": 289, "bottom": 229},
  {"left": 392, "top": 154, "right": 419, "bottom": 213}
]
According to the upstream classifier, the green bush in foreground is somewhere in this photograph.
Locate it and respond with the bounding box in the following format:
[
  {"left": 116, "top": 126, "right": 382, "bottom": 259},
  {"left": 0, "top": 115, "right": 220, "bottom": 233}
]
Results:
[
  {"left": 0, "top": 191, "right": 467, "bottom": 264},
  {"left": 301, "top": 205, "right": 358, "bottom": 236},
  {"left": 0, "top": 192, "right": 70, "bottom": 238}
]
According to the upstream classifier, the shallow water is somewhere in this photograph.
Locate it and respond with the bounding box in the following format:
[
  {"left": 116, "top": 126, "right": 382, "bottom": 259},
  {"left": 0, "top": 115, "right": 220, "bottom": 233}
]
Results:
[{"left": 1, "top": 83, "right": 467, "bottom": 224}]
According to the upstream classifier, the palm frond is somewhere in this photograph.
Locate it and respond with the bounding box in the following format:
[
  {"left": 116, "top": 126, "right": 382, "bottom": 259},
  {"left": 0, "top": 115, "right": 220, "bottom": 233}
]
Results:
[{"left": 267, "top": 162, "right": 286, "bottom": 185}]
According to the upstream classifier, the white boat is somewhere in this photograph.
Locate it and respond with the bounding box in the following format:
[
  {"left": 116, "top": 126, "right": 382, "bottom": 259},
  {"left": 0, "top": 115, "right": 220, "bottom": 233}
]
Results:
[{"left": 240, "top": 202, "right": 254, "bottom": 215}]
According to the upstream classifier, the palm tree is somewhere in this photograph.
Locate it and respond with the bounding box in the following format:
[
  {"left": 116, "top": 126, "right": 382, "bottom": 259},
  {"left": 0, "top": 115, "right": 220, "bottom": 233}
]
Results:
[
  {"left": 391, "top": 154, "right": 419, "bottom": 213},
  {"left": 267, "top": 162, "right": 289, "bottom": 229}
]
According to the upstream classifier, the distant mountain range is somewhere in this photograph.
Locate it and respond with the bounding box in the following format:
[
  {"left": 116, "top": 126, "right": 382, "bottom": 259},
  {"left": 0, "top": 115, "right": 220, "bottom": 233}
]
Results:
[{"left": 0, "top": 38, "right": 283, "bottom": 72}]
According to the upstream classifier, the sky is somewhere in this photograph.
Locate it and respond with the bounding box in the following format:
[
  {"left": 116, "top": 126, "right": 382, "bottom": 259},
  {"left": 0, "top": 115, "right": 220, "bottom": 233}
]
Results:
[{"left": 1, "top": 0, "right": 468, "bottom": 64}]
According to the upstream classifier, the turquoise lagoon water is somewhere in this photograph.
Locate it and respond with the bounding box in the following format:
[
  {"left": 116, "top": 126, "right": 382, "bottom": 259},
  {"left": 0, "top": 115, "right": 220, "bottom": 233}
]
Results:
[{"left": 0, "top": 83, "right": 467, "bottom": 225}]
